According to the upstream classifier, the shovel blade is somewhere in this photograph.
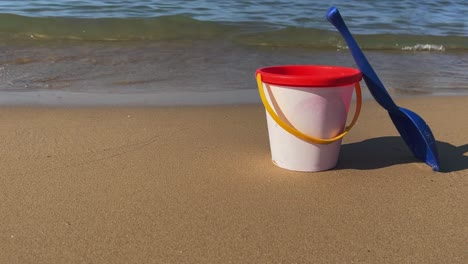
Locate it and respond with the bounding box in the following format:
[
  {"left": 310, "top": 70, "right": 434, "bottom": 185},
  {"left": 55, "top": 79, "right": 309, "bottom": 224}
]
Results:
[{"left": 390, "top": 108, "right": 440, "bottom": 171}]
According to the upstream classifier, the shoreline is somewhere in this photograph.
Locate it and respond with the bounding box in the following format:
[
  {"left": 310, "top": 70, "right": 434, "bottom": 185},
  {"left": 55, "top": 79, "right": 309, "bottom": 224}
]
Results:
[
  {"left": 0, "top": 88, "right": 465, "bottom": 107},
  {"left": 0, "top": 89, "right": 261, "bottom": 106},
  {"left": 1, "top": 41, "right": 467, "bottom": 99},
  {"left": 1, "top": 95, "right": 467, "bottom": 263}
]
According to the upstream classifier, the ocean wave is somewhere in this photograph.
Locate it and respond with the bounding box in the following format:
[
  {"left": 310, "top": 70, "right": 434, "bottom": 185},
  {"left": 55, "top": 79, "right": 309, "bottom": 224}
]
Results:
[
  {"left": 238, "top": 28, "right": 467, "bottom": 52},
  {"left": 0, "top": 13, "right": 235, "bottom": 41},
  {"left": 0, "top": 13, "right": 466, "bottom": 52}
]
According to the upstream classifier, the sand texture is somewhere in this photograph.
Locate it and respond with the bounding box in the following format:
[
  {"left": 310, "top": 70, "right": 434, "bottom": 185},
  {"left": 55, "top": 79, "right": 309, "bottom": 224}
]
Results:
[{"left": 1, "top": 96, "right": 467, "bottom": 263}]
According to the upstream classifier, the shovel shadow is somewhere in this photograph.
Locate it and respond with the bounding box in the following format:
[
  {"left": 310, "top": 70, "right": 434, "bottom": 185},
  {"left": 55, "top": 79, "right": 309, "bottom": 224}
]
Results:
[{"left": 336, "top": 136, "right": 468, "bottom": 173}]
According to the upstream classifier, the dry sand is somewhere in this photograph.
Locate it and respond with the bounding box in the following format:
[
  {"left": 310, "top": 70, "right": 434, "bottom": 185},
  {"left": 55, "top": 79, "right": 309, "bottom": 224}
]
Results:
[{"left": 1, "top": 96, "right": 467, "bottom": 263}]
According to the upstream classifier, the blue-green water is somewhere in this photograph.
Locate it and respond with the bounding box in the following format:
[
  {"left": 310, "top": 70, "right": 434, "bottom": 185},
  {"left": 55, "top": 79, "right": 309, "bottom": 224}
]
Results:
[
  {"left": 0, "top": 0, "right": 466, "bottom": 49},
  {"left": 0, "top": 0, "right": 466, "bottom": 104},
  {"left": 0, "top": 0, "right": 466, "bottom": 36}
]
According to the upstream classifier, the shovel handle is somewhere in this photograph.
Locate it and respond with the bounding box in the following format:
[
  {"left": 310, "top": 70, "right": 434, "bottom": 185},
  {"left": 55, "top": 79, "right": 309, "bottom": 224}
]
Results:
[{"left": 326, "top": 7, "right": 397, "bottom": 110}]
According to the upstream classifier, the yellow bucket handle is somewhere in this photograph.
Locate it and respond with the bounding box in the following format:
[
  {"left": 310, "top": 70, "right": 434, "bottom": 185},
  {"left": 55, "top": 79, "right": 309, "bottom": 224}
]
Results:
[{"left": 257, "top": 74, "right": 362, "bottom": 145}]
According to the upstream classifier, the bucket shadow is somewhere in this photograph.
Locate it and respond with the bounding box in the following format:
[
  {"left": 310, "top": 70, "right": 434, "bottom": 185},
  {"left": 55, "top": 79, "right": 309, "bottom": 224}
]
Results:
[{"left": 336, "top": 136, "right": 468, "bottom": 173}]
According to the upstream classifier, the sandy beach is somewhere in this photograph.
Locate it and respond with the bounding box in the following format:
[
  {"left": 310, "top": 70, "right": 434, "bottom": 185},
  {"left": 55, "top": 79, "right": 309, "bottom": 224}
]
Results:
[{"left": 1, "top": 95, "right": 467, "bottom": 263}]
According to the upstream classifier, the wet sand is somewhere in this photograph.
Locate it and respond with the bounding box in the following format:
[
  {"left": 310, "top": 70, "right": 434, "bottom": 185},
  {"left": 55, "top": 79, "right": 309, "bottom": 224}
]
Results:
[{"left": 1, "top": 96, "right": 467, "bottom": 263}]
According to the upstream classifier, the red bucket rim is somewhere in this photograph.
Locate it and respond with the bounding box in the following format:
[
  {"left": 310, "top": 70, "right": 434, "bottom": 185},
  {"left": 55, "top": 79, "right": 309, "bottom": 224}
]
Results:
[{"left": 256, "top": 65, "right": 362, "bottom": 87}]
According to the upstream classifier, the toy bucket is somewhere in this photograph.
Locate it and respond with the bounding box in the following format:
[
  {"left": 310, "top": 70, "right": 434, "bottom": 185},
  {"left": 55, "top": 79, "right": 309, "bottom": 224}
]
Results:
[{"left": 256, "top": 65, "right": 362, "bottom": 172}]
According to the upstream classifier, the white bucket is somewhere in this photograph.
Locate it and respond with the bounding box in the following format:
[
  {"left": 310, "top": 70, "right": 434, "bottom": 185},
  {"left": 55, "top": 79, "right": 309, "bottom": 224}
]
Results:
[{"left": 256, "top": 65, "right": 362, "bottom": 172}]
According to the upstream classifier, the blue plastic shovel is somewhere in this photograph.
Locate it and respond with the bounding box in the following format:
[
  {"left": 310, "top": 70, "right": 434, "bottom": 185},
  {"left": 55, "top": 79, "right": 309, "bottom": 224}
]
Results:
[{"left": 326, "top": 7, "right": 440, "bottom": 171}]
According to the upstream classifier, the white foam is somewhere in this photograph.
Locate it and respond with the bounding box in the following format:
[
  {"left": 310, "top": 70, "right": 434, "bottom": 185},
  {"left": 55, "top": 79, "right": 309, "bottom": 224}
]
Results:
[{"left": 401, "top": 44, "right": 446, "bottom": 51}]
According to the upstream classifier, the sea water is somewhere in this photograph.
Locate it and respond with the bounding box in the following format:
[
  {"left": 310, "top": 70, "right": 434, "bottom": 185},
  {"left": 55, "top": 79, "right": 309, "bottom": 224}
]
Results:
[{"left": 0, "top": 0, "right": 466, "bottom": 105}]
